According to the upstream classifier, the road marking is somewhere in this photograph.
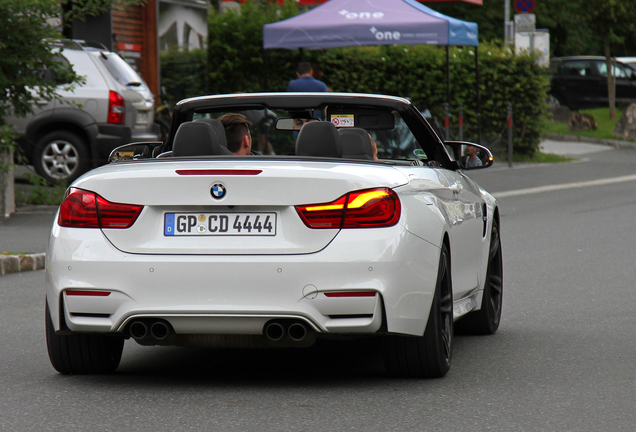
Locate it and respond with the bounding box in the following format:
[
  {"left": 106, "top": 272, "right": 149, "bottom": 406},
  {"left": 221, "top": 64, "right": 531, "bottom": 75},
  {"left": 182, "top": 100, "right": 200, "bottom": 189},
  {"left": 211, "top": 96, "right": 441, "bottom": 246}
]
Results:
[{"left": 493, "top": 174, "right": 636, "bottom": 198}]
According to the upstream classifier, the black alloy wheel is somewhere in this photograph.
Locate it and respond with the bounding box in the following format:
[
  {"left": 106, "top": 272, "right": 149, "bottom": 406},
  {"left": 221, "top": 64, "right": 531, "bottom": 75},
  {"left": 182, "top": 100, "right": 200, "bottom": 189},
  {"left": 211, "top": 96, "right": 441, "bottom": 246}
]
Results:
[
  {"left": 45, "top": 301, "right": 124, "bottom": 375},
  {"left": 383, "top": 243, "right": 453, "bottom": 378},
  {"left": 456, "top": 218, "right": 503, "bottom": 335}
]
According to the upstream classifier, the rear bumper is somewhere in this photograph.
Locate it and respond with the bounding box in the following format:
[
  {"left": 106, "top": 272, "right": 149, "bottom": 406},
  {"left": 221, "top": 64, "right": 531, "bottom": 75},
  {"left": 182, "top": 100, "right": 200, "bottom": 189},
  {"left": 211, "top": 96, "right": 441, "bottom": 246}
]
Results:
[{"left": 46, "top": 223, "right": 441, "bottom": 339}]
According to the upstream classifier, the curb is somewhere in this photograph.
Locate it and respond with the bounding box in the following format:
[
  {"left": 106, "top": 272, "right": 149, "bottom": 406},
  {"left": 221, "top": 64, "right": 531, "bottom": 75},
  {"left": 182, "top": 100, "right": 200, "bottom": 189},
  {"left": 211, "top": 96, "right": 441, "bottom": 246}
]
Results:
[{"left": 0, "top": 253, "right": 46, "bottom": 275}]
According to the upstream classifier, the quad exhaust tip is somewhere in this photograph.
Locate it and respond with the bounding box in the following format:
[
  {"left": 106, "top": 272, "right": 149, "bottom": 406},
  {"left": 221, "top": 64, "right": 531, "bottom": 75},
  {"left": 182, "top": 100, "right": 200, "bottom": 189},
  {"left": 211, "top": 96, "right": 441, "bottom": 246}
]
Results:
[
  {"left": 129, "top": 319, "right": 173, "bottom": 341},
  {"left": 264, "top": 320, "right": 311, "bottom": 343}
]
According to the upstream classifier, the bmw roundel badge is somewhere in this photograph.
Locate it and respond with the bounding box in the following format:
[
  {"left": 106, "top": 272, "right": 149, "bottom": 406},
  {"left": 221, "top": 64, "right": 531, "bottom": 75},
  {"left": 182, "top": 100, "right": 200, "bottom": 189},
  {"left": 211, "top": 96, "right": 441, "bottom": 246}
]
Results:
[{"left": 211, "top": 183, "right": 226, "bottom": 199}]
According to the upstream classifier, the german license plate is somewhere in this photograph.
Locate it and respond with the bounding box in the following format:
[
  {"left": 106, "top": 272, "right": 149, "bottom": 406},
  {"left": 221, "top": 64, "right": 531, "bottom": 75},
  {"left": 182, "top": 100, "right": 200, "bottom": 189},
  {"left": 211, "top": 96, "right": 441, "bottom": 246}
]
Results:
[{"left": 164, "top": 213, "right": 276, "bottom": 236}]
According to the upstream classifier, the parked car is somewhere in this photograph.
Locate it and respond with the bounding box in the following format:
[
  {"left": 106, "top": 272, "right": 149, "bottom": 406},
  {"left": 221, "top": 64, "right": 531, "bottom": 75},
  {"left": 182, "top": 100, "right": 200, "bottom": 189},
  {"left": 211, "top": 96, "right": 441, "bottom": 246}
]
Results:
[
  {"left": 617, "top": 57, "right": 636, "bottom": 69},
  {"left": 45, "top": 92, "right": 502, "bottom": 378},
  {"left": 549, "top": 56, "right": 636, "bottom": 110},
  {"left": 6, "top": 40, "right": 159, "bottom": 184}
]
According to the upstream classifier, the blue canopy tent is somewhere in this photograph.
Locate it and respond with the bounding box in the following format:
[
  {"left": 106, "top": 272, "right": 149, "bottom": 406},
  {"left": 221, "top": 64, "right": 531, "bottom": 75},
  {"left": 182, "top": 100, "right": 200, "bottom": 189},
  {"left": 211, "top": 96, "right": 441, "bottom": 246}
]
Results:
[{"left": 263, "top": 0, "right": 481, "bottom": 140}]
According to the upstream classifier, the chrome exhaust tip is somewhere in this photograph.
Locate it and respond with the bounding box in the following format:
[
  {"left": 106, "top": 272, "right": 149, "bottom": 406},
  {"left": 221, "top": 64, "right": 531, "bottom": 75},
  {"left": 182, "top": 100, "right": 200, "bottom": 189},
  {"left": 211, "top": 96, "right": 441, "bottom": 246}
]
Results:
[
  {"left": 288, "top": 322, "right": 308, "bottom": 342},
  {"left": 150, "top": 321, "right": 171, "bottom": 340},
  {"left": 264, "top": 322, "right": 285, "bottom": 341},
  {"left": 129, "top": 321, "right": 148, "bottom": 340}
]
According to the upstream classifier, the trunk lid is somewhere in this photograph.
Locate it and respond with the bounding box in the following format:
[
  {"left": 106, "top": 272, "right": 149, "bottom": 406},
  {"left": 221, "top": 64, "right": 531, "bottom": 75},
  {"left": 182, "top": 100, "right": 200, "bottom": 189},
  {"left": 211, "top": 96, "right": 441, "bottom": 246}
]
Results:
[{"left": 73, "top": 159, "right": 409, "bottom": 255}]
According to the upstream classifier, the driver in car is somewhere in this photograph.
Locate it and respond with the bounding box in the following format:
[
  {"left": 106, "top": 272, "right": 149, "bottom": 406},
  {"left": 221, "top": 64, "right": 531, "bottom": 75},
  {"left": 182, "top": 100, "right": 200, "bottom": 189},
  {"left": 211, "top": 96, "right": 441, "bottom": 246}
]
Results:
[
  {"left": 465, "top": 145, "right": 483, "bottom": 167},
  {"left": 218, "top": 113, "right": 254, "bottom": 155}
]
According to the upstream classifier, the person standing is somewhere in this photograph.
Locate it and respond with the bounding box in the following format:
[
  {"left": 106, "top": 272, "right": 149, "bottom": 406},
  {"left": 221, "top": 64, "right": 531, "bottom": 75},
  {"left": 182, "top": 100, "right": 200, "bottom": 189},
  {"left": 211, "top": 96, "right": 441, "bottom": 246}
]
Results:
[{"left": 287, "top": 62, "right": 328, "bottom": 92}]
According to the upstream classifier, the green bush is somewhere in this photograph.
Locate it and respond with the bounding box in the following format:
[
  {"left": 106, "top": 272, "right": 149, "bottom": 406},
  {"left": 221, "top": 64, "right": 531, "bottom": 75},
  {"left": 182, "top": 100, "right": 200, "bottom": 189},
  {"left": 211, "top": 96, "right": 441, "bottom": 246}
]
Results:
[
  {"left": 161, "top": 0, "right": 551, "bottom": 157},
  {"left": 314, "top": 44, "right": 549, "bottom": 156},
  {"left": 159, "top": 48, "right": 208, "bottom": 107}
]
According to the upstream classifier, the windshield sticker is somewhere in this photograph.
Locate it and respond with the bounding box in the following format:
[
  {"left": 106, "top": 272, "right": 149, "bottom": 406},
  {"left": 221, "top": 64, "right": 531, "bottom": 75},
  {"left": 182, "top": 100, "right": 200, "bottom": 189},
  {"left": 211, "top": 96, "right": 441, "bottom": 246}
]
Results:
[{"left": 331, "top": 115, "right": 355, "bottom": 127}]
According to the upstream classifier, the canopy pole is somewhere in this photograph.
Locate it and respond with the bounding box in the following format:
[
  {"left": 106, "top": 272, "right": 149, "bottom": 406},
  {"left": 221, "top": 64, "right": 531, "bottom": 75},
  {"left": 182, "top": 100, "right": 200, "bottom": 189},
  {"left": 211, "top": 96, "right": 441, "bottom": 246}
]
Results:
[
  {"left": 446, "top": 46, "right": 451, "bottom": 111},
  {"left": 263, "top": 49, "right": 269, "bottom": 92},
  {"left": 475, "top": 47, "right": 481, "bottom": 144}
]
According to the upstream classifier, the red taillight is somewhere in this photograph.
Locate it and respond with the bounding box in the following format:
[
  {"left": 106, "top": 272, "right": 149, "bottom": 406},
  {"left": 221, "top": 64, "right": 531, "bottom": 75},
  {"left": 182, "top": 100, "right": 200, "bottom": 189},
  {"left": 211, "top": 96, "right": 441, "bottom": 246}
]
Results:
[
  {"left": 295, "top": 188, "right": 401, "bottom": 229},
  {"left": 107, "top": 90, "right": 125, "bottom": 124},
  {"left": 58, "top": 188, "right": 143, "bottom": 229},
  {"left": 66, "top": 290, "right": 111, "bottom": 297}
]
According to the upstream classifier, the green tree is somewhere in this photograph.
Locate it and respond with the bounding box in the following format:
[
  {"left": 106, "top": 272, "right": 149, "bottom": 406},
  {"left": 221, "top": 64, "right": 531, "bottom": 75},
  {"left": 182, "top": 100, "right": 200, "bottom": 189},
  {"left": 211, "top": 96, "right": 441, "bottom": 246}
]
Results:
[
  {"left": 423, "top": 0, "right": 636, "bottom": 57},
  {"left": 584, "top": 0, "right": 636, "bottom": 119},
  {"left": 208, "top": 0, "right": 300, "bottom": 94},
  {"left": 423, "top": 0, "right": 504, "bottom": 44}
]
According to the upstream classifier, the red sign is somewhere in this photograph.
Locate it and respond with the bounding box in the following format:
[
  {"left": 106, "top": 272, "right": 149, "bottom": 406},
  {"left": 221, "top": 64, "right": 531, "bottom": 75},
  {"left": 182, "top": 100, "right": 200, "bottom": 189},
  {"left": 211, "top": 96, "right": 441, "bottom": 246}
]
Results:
[
  {"left": 117, "top": 42, "right": 141, "bottom": 52},
  {"left": 515, "top": 0, "right": 535, "bottom": 13}
]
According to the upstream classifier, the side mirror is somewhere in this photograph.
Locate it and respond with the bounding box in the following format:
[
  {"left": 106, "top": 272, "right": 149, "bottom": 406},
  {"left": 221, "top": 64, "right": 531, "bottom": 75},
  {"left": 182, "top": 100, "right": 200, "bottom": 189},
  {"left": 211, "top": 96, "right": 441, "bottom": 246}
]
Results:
[
  {"left": 109, "top": 142, "right": 162, "bottom": 163},
  {"left": 444, "top": 141, "right": 494, "bottom": 170}
]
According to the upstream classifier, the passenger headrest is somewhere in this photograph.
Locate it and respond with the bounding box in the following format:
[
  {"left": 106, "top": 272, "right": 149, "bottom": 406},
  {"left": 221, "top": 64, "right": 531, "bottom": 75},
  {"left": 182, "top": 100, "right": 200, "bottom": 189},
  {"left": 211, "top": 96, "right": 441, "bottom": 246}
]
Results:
[
  {"left": 172, "top": 121, "right": 233, "bottom": 157},
  {"left": 338, "top": 128, "right": 374, "bottom": 160},
  {"left": 295, "top": 121, "right": 342, "bottom": 158},
  {"left": 193, "top": 118, "right": 229, "bottom": 149}
]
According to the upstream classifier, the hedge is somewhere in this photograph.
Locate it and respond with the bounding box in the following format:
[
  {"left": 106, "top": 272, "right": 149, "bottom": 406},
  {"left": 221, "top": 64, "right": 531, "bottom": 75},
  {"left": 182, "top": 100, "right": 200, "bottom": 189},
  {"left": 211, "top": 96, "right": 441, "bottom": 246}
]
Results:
[{"left": 160, "top": 0, "right": 551, "bottom": 157}]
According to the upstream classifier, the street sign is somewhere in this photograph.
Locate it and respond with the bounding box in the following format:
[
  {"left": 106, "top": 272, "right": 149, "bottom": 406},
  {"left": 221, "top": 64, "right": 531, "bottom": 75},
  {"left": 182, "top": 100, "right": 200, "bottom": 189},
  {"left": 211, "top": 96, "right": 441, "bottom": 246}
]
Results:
[
  {"left": 515, "top": 30, "right": 550, "bottom": 67},
  {"left": 515, "top": 0, "right": 535, "bottom": 13},
  {"left": 514, "top": 14, "right": 536, "bottom": 33}
]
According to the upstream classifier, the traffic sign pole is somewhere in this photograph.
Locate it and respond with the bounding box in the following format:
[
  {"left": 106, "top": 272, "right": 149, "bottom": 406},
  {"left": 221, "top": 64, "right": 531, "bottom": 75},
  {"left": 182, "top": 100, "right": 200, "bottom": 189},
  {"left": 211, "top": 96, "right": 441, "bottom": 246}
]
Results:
[{"left": 504, "top": 0, "right": 511, "bottom": 45}]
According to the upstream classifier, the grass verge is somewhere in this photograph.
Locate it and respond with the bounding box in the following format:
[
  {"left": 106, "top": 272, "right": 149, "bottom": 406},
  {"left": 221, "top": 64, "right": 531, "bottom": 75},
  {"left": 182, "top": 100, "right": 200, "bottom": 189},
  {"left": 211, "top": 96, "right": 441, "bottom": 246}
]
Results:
[
  {"left": 543, "top": 107, "right": 627, "bottom": 141},
  {"left": 514, "top": 151, "right": 576, "bottom": 164}
]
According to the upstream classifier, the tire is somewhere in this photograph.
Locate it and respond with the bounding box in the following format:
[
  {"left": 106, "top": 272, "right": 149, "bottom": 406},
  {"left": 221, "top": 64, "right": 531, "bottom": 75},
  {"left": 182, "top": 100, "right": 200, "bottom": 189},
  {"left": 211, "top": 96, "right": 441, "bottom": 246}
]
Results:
[
  {"left": 33, "top": 131, "right": 90, "bottom": 184},
  {"left": 455, "top": 218, "right": 503, "bottom": 335},
  {"left": 45, "top": 301, "right": 124, "bottom": 375},
  {"left": 383, "top": 243, "right": 453, "bottom": 378}
]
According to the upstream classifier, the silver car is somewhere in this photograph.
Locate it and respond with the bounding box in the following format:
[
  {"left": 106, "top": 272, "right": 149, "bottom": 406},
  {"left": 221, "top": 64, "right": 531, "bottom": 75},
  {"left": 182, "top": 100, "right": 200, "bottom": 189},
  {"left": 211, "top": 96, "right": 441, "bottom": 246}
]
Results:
[{"left": 7, "top": 40, "right": 159, "bottom": 184}]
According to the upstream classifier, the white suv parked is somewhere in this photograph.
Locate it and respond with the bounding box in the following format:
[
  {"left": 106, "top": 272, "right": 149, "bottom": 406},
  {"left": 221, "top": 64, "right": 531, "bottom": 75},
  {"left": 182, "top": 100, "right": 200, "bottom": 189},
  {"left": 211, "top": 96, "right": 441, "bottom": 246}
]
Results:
[{"left": 7, "top": 40, "right": 159, "bottom": 183}]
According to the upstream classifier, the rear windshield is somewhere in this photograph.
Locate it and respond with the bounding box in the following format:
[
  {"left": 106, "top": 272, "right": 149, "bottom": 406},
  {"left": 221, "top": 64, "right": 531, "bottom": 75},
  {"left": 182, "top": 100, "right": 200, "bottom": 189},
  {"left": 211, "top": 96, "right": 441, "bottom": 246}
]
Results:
[
  {"left": 97, "top": 52, "right": 147, "bottom": 89},
  {"left": 192, "top": 107, "right": 425, "bottom": 161}
]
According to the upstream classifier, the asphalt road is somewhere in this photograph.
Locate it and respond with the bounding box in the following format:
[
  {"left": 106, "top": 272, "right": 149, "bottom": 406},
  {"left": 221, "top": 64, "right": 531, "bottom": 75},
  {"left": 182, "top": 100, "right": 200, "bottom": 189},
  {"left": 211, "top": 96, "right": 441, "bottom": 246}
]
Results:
[{"left": 2, "top": 144, "right": 636, "bottom": 431}]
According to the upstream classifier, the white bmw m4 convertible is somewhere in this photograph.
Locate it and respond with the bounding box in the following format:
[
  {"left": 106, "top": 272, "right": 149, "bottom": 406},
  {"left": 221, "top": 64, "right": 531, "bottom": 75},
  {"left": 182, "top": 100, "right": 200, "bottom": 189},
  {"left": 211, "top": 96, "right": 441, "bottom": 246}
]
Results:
[{"left": 45, "top": 92, "right": 502, "bottom": 378}]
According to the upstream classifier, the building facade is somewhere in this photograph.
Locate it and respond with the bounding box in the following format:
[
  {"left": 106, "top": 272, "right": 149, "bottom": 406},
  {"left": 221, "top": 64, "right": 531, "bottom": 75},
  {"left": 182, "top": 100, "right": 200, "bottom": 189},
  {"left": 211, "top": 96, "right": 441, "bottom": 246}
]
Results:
[{"left": 64, "top": 0, "right": 210, "bottom": 103}]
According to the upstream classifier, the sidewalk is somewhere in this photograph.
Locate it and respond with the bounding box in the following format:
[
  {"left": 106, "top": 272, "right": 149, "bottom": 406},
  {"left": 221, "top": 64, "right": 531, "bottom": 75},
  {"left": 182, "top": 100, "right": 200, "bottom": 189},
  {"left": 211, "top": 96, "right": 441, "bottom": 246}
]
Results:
[
  {"left": 0, "top": 204, "right": 56, "bottom": 275},
  {"left": 539, "top": 139, "right": 615, "bottom": 156}
]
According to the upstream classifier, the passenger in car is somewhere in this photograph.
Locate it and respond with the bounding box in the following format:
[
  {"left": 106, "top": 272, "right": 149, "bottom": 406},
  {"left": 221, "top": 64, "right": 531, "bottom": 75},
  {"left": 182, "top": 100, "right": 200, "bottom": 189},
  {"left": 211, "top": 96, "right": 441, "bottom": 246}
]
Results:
[
  {"left": 218, "top": 113, "right": 253, "bottom": 155},
  {"left": 368, "top": 134, "right": 380, "bottom": 161}
]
